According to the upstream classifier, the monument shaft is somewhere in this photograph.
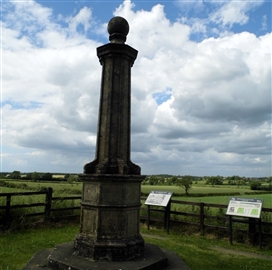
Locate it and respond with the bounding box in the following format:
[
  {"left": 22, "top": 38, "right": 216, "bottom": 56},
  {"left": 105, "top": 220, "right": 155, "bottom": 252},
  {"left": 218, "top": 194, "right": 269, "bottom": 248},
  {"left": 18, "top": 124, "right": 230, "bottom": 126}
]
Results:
[{"left": 84, "top": 44, "right": 140, "bottom": 175}]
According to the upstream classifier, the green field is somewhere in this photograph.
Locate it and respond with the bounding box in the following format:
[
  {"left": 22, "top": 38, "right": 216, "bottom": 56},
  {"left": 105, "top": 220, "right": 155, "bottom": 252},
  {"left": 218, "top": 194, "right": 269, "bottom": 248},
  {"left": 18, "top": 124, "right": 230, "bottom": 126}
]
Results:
[
  {"left": 141, "top": 185, "right": 271, "bottom": 208},
  {"left": 172, "top": 193, "right": 272, "bottom": 208},
  {"left": 1, "top": 180, "right": 82, "bottom": 194},
  {"left": 1, "top": 180, "right": 271, "bottom": 203},
  {"left": 1, "top": 181, "right": 271, "bottom": 208},
  {"left": 1, "top": 180, "right": 271, "bottom": 250},
  {"left": 142, "top": 184, "right": 257, "bottom": 194}
]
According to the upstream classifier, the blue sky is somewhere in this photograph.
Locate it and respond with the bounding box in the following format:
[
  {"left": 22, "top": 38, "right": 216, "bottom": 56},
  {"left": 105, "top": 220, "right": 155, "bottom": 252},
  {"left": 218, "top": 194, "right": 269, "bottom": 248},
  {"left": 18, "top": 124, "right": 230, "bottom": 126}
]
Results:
[
  {"left": 35, "top": 0, "right": 271, "bottom": 41},
  {"left": 1, "top": 0, "right": 271, "bottom": 176}
]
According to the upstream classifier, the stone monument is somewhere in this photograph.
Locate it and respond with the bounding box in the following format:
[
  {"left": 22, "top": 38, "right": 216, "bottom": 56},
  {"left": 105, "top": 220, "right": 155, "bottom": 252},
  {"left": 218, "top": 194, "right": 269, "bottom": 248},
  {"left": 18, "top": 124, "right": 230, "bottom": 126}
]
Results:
[
  {"left": 73, "top": 16, "right": 145, "bottom": 261},
  {"left": 23, "top": 16, "right": 189, "bottom": 270}
]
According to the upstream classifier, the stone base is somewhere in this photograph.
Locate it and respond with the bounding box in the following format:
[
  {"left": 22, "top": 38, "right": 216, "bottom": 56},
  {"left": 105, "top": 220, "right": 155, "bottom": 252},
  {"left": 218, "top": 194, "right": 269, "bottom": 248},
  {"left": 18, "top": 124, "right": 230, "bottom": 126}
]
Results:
[
  {"left": 23, "top": 242, "right": 190, "bottom": 270},
  {"left": 75, "top": 174, "right": 145, "bottom": 261},
  {"left": 74, "top": 234, "right": 144, "bottom": 261}
]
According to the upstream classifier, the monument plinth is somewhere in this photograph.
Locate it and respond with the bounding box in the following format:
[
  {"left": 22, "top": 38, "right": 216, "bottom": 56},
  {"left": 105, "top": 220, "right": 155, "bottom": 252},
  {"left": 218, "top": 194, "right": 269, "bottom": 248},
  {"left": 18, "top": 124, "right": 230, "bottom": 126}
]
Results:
[{"left": 73, "top": 174, "right": 145, "bottom": 261}]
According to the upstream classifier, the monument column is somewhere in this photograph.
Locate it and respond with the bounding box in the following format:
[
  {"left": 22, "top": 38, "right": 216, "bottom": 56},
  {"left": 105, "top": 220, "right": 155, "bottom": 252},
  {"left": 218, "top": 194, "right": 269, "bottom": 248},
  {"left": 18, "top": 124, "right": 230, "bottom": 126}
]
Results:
[
  {"left": 84, "top": 16, "right": 140, "bottom": 175},
  {"left": 73, "top": 17, "right": 145, "bottom": 262}
]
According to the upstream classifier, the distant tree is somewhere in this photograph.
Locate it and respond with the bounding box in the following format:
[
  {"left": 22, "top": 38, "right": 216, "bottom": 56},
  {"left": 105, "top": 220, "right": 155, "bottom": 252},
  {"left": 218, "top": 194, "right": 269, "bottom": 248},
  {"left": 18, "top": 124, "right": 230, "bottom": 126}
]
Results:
[
  {"left": 41, "top": 173, "right": 53, "bottom": 181},
  {"left": 67, "top": 175, "right": 79, "bottom": 184},
  {"left": 237, "top": 180, "right": 245, "bottom": 187},
  {"left": 31, "top": 171, "right": 40, "bottom": 181},
  {"left": 148, "top": 175, "right": 159, "bottom": 185},
  {"left": 158, "top": 176, "right": 165, "bottom": 185},
  {"left": 0, "top": 173, "right": 8, "bottom": 179},
  {"left": 168, "top": 176, "right": 178, "bottom": 186},
  {"left": 25, "top": 173, "right": 32, "bottom": 180},
  {"left": 250, "top": 181, "right": 262, "bottom": 190},
  {"left": 206, "top": 176, "right": 223, "bottom": 186},
  {"left": 266, "top": 176, "right": 272, "bottom": 184},
  {"left": 9, "top": 171, "right": 21, "bottom": 179},
  {"left": 176, "top": 175, "right": 193, "bottom": 195}
]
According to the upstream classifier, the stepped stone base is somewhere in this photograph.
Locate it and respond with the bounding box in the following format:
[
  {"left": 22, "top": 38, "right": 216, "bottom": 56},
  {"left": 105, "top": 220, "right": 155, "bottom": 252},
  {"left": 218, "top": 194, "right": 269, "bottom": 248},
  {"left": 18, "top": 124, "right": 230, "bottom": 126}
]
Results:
[
  {"left": 23, "top": 242, "right": 190, "bottom": 270},
  {"left": 73, "top": 234, "right": 144, "bottom": 261}
]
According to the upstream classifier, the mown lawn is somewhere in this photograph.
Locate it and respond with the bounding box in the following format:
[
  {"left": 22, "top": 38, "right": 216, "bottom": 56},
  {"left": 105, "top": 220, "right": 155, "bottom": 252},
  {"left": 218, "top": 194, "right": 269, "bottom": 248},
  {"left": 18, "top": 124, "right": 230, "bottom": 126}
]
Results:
[{"left": 0, "top": 223, "right": 271, "bottom": 270}]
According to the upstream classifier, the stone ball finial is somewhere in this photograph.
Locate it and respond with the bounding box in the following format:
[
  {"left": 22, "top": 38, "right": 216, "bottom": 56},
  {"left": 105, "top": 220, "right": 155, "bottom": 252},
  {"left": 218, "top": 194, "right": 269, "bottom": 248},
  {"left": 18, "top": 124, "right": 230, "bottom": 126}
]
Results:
[{"left": 107, "top": 16, "right": 129, "bottom": 44}]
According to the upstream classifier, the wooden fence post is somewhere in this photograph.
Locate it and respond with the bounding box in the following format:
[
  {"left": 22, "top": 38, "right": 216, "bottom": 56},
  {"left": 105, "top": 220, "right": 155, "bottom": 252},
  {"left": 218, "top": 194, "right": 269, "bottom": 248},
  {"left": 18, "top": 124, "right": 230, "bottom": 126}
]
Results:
[
  {"left": 44, "top": 187, "right": 53, "bottom": 222},
  {"left": 249, "top": 217, "right": 256, "bottom": 245},
  {"left": 4, "top": 194, "right": 12, "bottom": 229},
  {"left": 200, "top": 202, "right": 204, "bottom": 236}
]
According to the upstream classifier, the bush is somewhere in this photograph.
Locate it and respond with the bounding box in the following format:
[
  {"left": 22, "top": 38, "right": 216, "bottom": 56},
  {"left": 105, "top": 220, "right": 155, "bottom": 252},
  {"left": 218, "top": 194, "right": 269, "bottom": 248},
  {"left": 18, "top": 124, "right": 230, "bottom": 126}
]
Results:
[{"left": 250, "top": 181, "right": 262, "bottom": 190}]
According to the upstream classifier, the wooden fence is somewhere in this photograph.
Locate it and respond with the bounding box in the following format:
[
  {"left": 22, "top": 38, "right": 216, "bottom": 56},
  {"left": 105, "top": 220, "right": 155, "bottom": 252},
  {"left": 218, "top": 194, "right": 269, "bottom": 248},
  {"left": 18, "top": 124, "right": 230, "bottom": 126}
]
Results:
[
  {"left": 0, "top": 188, "right": 81, "bottom": 230},
  {"left": 1, "top": 188, "right": 272, "bottom": 242},
  {"left": 141, "top": 198, "right": 272, "bottom": 240}
]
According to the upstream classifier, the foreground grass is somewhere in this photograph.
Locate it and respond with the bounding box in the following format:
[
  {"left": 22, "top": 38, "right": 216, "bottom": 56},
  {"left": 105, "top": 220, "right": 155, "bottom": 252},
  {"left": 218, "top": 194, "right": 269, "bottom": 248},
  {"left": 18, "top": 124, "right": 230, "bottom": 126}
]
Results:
[
  {"left": 0, "top": 223, "right": 271, "bottom": 270},
  {"left": 0, "top": 222, "right": 80, "bottom": 270}
]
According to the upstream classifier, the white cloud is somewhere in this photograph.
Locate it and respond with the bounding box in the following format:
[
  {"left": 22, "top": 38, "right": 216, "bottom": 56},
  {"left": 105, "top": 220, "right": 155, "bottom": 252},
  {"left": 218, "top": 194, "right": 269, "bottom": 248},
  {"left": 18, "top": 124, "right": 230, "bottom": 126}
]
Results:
[
  {"left": 261, "top": 15, "right": 267, "bottom": 30},
  {"left": 176, "top": 0, "right": 265, "bottom": 39},
  {"left": 1, "top": 1, "right": 271, "bottom": 176},
  {"left": 67, "top": 6, "right": 93, "bottom": 33},
  {"left": 210, "top": 1, "right": 250, "bottom": 27},
  {"left": 174, "top": 0, "right": 206, "bottom": 13}
]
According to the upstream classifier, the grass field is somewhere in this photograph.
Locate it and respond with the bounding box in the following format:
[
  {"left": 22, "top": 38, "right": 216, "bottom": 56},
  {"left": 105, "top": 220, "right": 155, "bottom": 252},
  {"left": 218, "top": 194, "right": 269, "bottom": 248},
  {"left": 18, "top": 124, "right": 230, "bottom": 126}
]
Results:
[
  {"left": 0, "top": 180, "right": 271, "bottom": 268},
  {"left": 171, "top": 194, "right": 272, "bottom": 208},
  {"left": 2, "top": 180, "right": 83, "bottom": 193},
  {"left": 141, "top": 184, "right": 260, "bottom": 195},
  {"left": 1, "top": 181, "right": 271, "bottom": 207},
  {"left": 141, "top": 185, "right": 271, "bottom": 207},
  {"left": 0, "top": 222, "right": 271, "bottom": 270}
]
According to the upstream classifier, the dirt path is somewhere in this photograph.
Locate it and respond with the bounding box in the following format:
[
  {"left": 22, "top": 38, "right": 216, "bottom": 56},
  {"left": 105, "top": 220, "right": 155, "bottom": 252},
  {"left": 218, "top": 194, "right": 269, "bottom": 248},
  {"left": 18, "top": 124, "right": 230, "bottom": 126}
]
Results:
[
  {"left": 142, "top": 234, "right": 272, "bottom": 261},
  {"left": 141, "top": 233, "right": 170, "bottom": 240},
  {"left": 210, "top": 246, "right": 272, "bottom": 260}
]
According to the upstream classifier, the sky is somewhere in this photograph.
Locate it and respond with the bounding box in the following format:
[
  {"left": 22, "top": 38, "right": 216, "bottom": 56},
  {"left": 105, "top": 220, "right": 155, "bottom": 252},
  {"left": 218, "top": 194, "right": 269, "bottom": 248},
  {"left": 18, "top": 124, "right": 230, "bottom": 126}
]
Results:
[{"left": 1, "top": 0, "right": 271, "bottom": 177}]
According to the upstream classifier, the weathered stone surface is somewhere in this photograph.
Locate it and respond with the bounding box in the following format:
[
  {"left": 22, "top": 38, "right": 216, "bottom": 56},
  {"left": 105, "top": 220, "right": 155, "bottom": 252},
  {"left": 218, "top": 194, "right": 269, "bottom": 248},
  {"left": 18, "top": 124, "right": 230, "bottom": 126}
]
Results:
[
  {"left": 74, "top": 174, "right": 145, "bottom": 261},
  {"left": 23, "top": 244, "right": 191, "bottom": 270},
  {"left": 48, "top": 242, "right": 168, "bottom": 270},
  {"left": 73, "top": 235, "right": 144, "bottom": 261},
  {"left": 108, "top": 16, "right": 129, "bottom": 43},
  {"left": 77, "top": 17, "right": 145, "bottom": 261},
  {"left": 83, "top": 27, "right": 140, "bottom": 175}
]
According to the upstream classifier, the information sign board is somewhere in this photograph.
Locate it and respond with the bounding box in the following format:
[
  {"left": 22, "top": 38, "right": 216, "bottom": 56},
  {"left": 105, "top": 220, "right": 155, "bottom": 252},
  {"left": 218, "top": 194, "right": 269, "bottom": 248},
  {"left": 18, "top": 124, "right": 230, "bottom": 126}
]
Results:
[
  {"left": 145, "top": 191, "right": 173, "bottom": 207},
  {"left": 226, "top": 197, "right": 263, "bottom": 218}
]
